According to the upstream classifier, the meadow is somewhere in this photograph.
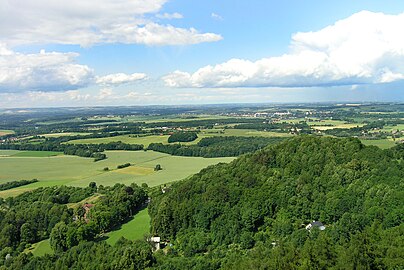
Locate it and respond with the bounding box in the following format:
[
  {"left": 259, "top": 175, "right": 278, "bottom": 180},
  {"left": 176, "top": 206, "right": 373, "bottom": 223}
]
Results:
[
  {"left": 360, "top": 138, "right": 397, "bottom": 149},
  {"left": 25, "top": 240, "right": 53, "bottom": 256},
  {"left": 67, "top": 128, "right": 291, "bottom": 146},
  {"left": 105, "top": 208, "right": 150, "bottom": 246},
  {"left": 0, "top": 129, "right": 14, "bottom": 136},
  {"left": 0, "top": 150, "right": 234, "bottom": 197}
]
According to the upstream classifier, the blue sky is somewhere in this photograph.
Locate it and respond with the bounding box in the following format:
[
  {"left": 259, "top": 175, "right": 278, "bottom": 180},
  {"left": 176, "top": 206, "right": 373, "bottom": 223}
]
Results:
[{"left": 0, "top": 0, "right": 404, "bottom": 107}]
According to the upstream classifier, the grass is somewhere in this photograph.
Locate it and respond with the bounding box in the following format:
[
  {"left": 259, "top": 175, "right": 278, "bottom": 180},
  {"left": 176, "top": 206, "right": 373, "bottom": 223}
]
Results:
[
  {"left": 68, "top": 134, "right": 170, "bottom": 147},
  {"left": 361, "top": 138, "right": 397, "bottom": 149},
  {"left": 0, "top": 150, "right": 234, "bottom": 197},
  {"left": 25, "top": 239, "right": 53, "bottom": 256},
  {"left": 67, "top": 128, "right": 291, "bottom": 146},
  {"left": 106, "top": 208, "right": 150, "bottom": 246},
  {"left": 11, "top": 151, "right": 62, "bottom": 157},
  {"left": 39, "top": 132, "right": 91, "bottom": 138},
  {"left": 0, "top": 130, "right": 14, "bottom": 136}
]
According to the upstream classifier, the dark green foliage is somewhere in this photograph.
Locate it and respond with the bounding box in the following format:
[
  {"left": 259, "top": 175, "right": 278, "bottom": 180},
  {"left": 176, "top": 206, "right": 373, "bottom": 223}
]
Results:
[
  {"left": 117, "top": 163, "right": 131, "bottom": 169},
  {"left": 148, "top": 136, "right": 285, "bottom": 157},
  {"left": 0, "top": 179, "right": 38, "bottom": 191},
  {"left": 149, "top": 136, "right": 404, "bottom": 268},
  {"left": 154, "top": 164, "right": 162, "bottom": 171},
  {"left": 168, "top": 132, "right": 198, "bottom": 143}
]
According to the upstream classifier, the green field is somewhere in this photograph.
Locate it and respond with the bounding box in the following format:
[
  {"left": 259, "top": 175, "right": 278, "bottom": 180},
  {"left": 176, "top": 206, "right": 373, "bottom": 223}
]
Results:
[
  {"left": 0, "top": 150, "right": 234, "bottom": 197},
  {"left": 25, "top": 239, "right": 53, "bottom": 256},
  {"left": 0, "top": 150, "right": 62, "bottom": 157},
  {"left": 106, "top": 208, "right": 150, "bottom": 246},
  {"left": 67, "top": 128, "right": 291, "bottom": 146},
  {"left": 361, "top": 138, "right": 397, "bottom": 149},
  {"left": 39, "top": 132, "right": 92, "bottom": 138},
  {"left": 0, "top": 129, "right": 14, "bottom": 136}
]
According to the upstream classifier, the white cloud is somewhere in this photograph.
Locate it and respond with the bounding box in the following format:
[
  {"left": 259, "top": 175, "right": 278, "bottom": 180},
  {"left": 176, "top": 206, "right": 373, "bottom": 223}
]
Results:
[
  {"left": 0, "top": 44, "right": 93, "bottom": 93},
  {"left": 0, "top": 0, "right": 221, "bottom": 47},
  {"left": 156, "top": 12, "right": 183, "bottom": 20},
  {"left": 164, "top": 11, "right": 404, "bottom": 88},
  {"left": 96, "top": 73, "right": 147, "bottom": 86},
  {"left": 211, "top": 13, "right": 223, "bottom": 21}
]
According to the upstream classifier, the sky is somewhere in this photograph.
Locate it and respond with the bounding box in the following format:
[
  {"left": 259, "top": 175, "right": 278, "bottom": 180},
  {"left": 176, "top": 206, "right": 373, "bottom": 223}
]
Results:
[{"left": 1, "top": 0, "right": 404, "bottom": 108}]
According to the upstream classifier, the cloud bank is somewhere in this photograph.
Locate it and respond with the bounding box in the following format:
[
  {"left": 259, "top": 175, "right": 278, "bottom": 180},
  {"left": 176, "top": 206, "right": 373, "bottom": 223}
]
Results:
[
  {"left": 0, "top": 0, "right": 221, "bottom": 47},
  {"left": 164, "top": 11, "right": 404, "bottom": 88}
]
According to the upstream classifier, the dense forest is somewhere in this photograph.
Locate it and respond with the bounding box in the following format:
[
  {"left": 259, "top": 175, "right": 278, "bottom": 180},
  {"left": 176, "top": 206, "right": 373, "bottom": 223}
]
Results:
[
  {"left": 148, "top": 136, "right": 285, "bottom": 157},
  {"left": 1, "top": 136, "right": 403, "bottom": 269},
  {"left": 148, "top": 136, "right": 404, "bottom": 269}
]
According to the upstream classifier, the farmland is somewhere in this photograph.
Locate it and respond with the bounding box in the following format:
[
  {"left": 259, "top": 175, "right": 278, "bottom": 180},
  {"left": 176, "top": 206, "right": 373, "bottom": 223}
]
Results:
[{"left": 0, "top": 150, "right": 234, "bottom": 197}]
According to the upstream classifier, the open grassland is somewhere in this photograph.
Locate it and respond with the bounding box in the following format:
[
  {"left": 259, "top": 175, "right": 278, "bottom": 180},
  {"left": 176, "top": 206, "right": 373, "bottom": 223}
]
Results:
[
  {"left": 68, "top": 134, "right": 170, "bottom": 147},
  {"left": 25, "top": 239, "right": 53, "bottom": 257},
  {"left": 39, "top": 132, "right": 92, "bottom": 138},
  {"left": 0, "top": 150, "right": 62, "bottom": 157},
  {"left": 0, "top": 150, "right": 234, "bottom": 197},
  {"left": 106, "top": 208, "right": 150, "bottom": 246},
  {"left": 360, "top": 138, "right": 397, "bottom": 149},
  {"left": 67, "top": 128, "right": 291, "bottom": 146},
  {"left": 0, "top": 129, "right": 14, "bottom": 136},
  {"left": 381, "top": 124, "right": 404, "bottom": 132}
]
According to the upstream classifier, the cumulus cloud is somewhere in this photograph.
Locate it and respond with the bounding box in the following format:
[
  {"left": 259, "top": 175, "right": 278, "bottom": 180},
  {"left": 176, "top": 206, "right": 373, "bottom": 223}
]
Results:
[
  {"left": 96, "top": 73, "right": 147, "bottom": 86},
  {"left": 156, "top": 12, "right": 183, "bottom": 20},
  {"left": 0, "top": 44, "right": 93, "bottom": 93},
  {"left": 164, "top": 11, "right": 404, "bottom": 88},
  {"left": 0, "top": 0, "right": 221, "bottom": 47}
]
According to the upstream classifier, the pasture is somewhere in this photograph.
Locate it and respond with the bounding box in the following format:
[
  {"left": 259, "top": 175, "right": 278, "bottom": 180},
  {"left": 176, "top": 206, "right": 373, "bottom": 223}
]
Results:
[
  {"left": 0, "top": 150, "right": 234, "bottom": 197},
  {"left": 361, "top": 138, "right": 397, "bottom": 149},
  {"left": 25, "top": 240, "right": 53, "bottom": 256},
  {"left": 0, "top": 129, "right": 14, "bottom": 136},
  {"left": 106, "top": 208, "right": 150, "bottom": 246}
]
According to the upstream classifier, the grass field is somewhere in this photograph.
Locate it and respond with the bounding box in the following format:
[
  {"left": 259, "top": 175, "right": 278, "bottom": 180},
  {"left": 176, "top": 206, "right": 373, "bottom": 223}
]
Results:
[
  {"left": 0, "top": 150, "right": 234, "bottom": 197},
  {"left": 0, "top": 150, "right": 62, "bottom": 157},
  {"left": 361, "top": 138, "right": 397, "bottom": 149},
  {"left": 0, "top": 130, "right": 14, "bottom": 136},
  {"left": 67, "top": 128, "right": 291, "bottom": 146},
  {"left": 39, "top": 132, "right": 92, "bottom": 138},
  {"left": 25, "top": 239, "right": 53, "bottom": 256},
  {"left": 106, "top": 208, "right": 150, "bottom": 246}
]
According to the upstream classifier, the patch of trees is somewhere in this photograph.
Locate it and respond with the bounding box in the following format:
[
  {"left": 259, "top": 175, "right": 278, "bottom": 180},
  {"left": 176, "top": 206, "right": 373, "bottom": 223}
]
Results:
[
  {"left": 148, "top": 136, "right": 285, "bottom": 157},
  {"left": 233, "top": 122, "right": 312, "bottom": 134},
  {"left": 117, "top": 163, "right": 131, "bottom": 169},
  {"left": 0, "top": 186, "right": 95, "bottom": 252},
  {"left": 168, "top": 132, "right": 198, "bottom": 143},
  {"left": 148, "top": 136, "right": 404, "bottom": 269},
  {"left": 0, "top": 141, "right": 144, "bottom": 161},
  {"left": 0, "top": 180, "right": 38, "bottom": 191}
]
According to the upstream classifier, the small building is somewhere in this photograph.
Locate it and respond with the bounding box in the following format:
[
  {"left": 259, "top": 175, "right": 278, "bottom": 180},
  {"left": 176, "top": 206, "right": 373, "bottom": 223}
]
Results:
[
  {"left": 150, "top": 236, "right": 161, "bottom": 251},
  {"left": 305, "top": 220, "right": 325, "bottom": 231}
]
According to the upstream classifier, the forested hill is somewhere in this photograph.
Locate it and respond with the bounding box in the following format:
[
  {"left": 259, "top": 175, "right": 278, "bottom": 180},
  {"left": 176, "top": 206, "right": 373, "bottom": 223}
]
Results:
[{"left": 149, "top": 136, "right": 404, "bottom": 269}]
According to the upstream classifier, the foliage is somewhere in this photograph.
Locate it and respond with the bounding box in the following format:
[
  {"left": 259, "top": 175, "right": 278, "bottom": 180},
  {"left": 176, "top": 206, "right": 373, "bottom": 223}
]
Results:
[
  {"left": 0, "top": 180, "right": 38, "bottom": 191},
  {"left": 167, "top": 132, "right": 198, "bottom": 143}
]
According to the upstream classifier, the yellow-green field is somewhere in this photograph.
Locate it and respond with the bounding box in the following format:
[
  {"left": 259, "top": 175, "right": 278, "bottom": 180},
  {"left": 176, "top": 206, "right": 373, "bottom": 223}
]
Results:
[
  {"left": 67, "top": 128, "right": 291, "bottom": 146},
  {"left": 25, "top": 239, "right": 53, "bottom": 256},
  {"left": 39, "top": 132, "right": 92, "bottom": 138},
  {"left": 360, "top": 138, "right": 397, "bottom": 149},
  {"left": 0, "top": 129, "right": 14, "bottom": 136},
  {"left": 0, "top": 150, "right": 234, "bottom": 197},
  {"left": 106, "top": 208, "right": 150, "bottom": 246}
]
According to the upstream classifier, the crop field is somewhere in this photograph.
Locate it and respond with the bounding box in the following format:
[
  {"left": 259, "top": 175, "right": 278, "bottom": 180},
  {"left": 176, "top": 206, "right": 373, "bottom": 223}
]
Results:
[
  {"left": 106, "top": 208, "right": 150, "bottom": 246},
  {"left": 0, "top": 129, "right": 14, "bottom": 136},
  {"left": 0, "top": 150, "right": 234, "bottom": 197}
]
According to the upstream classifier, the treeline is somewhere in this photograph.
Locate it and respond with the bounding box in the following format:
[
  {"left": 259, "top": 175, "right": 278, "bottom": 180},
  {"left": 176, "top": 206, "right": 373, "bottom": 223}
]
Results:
[
  {"left": 0, "top": 141, "right": 143, "bottom": 161},
  {"left": 0, "top": 180, "right": 38, "bottom": 191},
  {"left": 148, "top": 136, "right": 404, "bottom": 269},
  {"left": 148, "top": 136, "right": 285, "bottom": 157},
  {"left": 233, "top": 122, "right": 311, "bottom": 133},
  {"left": 168, "top": 132, "right": 198, "bottom": 143}
]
